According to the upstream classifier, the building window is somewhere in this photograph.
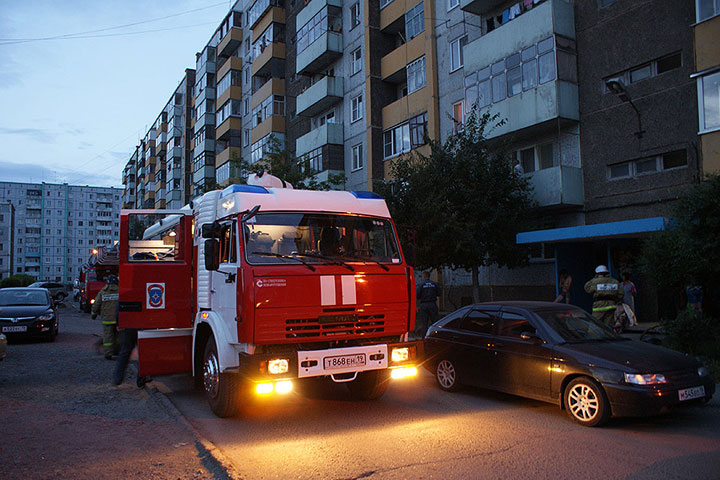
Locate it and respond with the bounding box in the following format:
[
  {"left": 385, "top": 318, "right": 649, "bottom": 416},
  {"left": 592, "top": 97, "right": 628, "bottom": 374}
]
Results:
[
  {"left": 698, "top": 70, "right": 720, "bottom": 132},
  {"left": 407, "top": 56, "right": 426, "bottom": 94},
  {"left": 696, "top": 0, "right": 720, "bottom": 22},
  {"left": 516, "top": 142, "right": 555, "bottom": 173},
  {"left": 448, "top": 0, "right": 459, "bottom": 11},
  {"left": 384, "top": 112, "right": 427, "bottom": 159},
  {"left": 352, "top": 144, "right": 363, "bottom": 170},
  {"left": 452, "top": 101, "right": 464, "bottom": 132},
  {"left": 450, "top": 36, "right": 467, "bottom": 72},
  {"left": 381, "top": 0, "right": 394, "bottom": 9},
  {"left": 604, "top": 52, "right": 682, "bottom": 93},
  {"left": 300, "top": 147, "right": 323, "bottom": 172},
  {"left": 405, "top": 2, "right": 424, "bottom": 40},
  {"left": 252, "top": 94, "right": 285, "bottom": 127},
  {"left": 250, "top": 134, "right": 284, "bottom": 164},
  {"left": 352, "top": 48, "right": 362, "bottom": 75},
  {"left": 351, "top": 94, "right": 363, "bottom": 122},
  {"left": 350, "top": 2, "right": 361, "bottom": 29},
  {"left": 217, "top": 99, "right": 243, "bottom": 124},
  {"left": 243, "top": 128, "right": 250, "bottom": 147},
  {"left": 297, "top": 6, "right": 341, "bottom": 55},
  {"left": 607, "top": 150, "right": 687, "bottom": 180}
]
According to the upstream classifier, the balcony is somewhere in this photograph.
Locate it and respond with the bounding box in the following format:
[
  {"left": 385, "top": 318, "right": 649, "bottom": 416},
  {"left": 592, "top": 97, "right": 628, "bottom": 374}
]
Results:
[
  {"left": 217, "top": 56, "right": 243, "bottom": 82},
  {"left": 195, "top": 112, "right": 215, "bottom": 128},
  {"left": 252, "top": 42, "right": 285, "bottom": 78},
  {"left": 525, "top": 166, "right": 583, "bottom": 208},
  {"left": 195, "top": 86, "right": 216, "bottom": 104},
  {"left": 380, "top": 0, "right": 405, "bottom": 32},
  {"left": 251, "top": 78, "right": 285, "bottom": 109},
  {"left": 216, "top": 116, "right": 243, "bottom": 140},
  {"left": 381, "top": 34, "right": 425, "bottom": 83},
  {"left": 460, "top": 0, "right": 505, "bottom": 15},
  {"left": 254, "top": 7, "right": 285, "bottom": 41},
  {"left": 463, "top": 0, "right": 578, "bottom": 139},
  {"left": 193, "top": 139, "right": 216, "bottom": 158},
  {"left": 216, "top": 146, "right": 243, "bottom": 167},
  {"left": 168, "top": 146, "right": 183, "bottom": 159},
  {"left": 695, "top": 13, "right": 720, "bottom": 72},
  {"left": 295, "top": 122, "right": 343, "bottom": 157},
  {"left": 217, "top": 86, "right": 243, "bottom": 110},
  {"left": 296, "top": 32, "right": 342, "bottom": 75},
  {"left": 251, "top": 115, "right": 285, "bottom": 144},
  {"left": 169, "top": 167, "right": 183, "bottom": 180},
  {"left": 218, "top": 27, "right": 243, "bottom": 58},
  {"left": 166, "top": 190, "right": 183, "bottom": 202},
  {"left": 143, "top": 190, "right": 155, "bottom": 202},
  {"left": 193, "top": 166, "right": 215, "bottom": 184},
  {"left": 382, "top": 88, "right": 431, "bottom": 129},
  {"left": 296, "top": 76, "right": 343, "bottom": 117}
]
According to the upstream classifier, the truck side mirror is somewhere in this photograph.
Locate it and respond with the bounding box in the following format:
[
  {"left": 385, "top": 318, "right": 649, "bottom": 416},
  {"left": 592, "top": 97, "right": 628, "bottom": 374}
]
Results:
[
  {"left": 201, "top": 222, "right": 220, "bottom": 239},
  {"left": 204, "top": 239, "right": 220, "bottom": 271}
]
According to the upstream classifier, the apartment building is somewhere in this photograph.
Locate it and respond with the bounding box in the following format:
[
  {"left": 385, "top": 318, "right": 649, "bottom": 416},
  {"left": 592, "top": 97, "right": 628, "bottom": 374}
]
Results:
[
  {"left": 0, "top": 202, "right": 13, "bottom": 279},
  {"left": 0, "top": 182, "right": 121, "bottom": 283},
  {"left": 694, "top": 0, "right": 720, "bottom": 174}
]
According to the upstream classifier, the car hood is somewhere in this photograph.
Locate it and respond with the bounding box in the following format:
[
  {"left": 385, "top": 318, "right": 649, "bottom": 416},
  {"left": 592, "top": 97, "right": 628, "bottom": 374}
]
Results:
[
  {"left": 555, "top": 339, "right": 699, "bottom": 372},
  {"left": 0, "top": 305, "right": 51, "bottom": 318}
]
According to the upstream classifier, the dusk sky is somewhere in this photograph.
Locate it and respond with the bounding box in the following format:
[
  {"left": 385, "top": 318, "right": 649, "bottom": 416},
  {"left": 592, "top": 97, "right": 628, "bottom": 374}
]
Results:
[{"left": 0, "top": 0, "right": 232, "bottom": 187}]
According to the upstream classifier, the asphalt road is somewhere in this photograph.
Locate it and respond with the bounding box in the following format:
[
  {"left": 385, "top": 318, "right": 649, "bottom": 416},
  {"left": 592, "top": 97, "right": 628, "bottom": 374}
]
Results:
[
  {"left": 160, "top": 349, "right": 720, "bottom": 480},
  {"left": 0, "top": 301, "right": 229, "bottom": 480}
]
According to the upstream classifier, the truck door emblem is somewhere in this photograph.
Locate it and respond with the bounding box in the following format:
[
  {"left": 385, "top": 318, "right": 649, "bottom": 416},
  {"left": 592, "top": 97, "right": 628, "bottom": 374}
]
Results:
[{"left": 146, "top": 283, "right": 165, "bottom": 309}]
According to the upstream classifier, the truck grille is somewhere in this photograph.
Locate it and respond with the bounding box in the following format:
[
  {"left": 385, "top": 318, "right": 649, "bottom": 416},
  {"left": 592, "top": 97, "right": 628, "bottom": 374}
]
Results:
[{"left": 285, "top": 314, "right": 385, "bottom": 339}]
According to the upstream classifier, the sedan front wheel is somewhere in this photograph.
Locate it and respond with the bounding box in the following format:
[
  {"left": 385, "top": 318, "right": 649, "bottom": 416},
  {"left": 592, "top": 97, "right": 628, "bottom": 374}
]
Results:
[
  {"left": 564, "top": 377, "right": 609, "bottom": 427},
  {"left": 435, "top": 359, "right": 460, "bottom": 392}
]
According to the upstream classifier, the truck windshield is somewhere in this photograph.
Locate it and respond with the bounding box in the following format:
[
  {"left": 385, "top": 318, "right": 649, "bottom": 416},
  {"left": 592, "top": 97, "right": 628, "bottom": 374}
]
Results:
[{"left": 244, "top": 213, "right": 402, "bottom": 265}]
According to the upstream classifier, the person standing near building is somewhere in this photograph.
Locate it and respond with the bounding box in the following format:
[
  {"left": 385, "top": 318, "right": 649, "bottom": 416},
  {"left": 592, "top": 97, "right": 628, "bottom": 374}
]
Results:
[
  {"left": 584, "top": 265, "right": 624, "bottom": 326},
  {"left": 416, "top": 271, "right": 440, "bottom": 337},
  {"left": 621, "top": 272, "right": 637, "bottom": 312},
  {"left": 91, "top": 274, "right": 120, "bottom": 360},
  {"left": 554, "top": 270, "right": 572, "bottom": 304}
]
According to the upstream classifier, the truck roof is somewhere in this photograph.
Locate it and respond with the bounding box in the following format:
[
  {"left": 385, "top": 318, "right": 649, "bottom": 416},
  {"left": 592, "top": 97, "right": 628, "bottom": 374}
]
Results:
[{"left": 217, "top": 185, "right": 392, "bottom": 219}]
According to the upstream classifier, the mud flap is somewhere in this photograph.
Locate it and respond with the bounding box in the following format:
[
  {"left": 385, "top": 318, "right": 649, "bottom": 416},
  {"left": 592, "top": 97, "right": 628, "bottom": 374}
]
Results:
[{"left": 137, "top": 329, "right": 193, "bottom": 376}]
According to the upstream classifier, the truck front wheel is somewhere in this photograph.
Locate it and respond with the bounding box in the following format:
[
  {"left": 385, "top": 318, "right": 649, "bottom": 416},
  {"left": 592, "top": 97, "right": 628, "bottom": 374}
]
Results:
[
  {"left": 346, "top": 369, "right": 390, "bottom": 400},
  {"left": 203, "top": 334, "right": 242, "bottom": 417}
]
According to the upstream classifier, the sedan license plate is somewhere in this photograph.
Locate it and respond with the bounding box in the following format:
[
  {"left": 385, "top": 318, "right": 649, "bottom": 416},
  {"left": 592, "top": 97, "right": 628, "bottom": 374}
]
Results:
[
  {"left": 678, "top": 386, "right": 705, "bottom": 401},
  {"left": 2, "top": 326, "right": 27, "bottom": 333},
  {"left": 323, "top": 353, "right": 366, "bottom": 370}
]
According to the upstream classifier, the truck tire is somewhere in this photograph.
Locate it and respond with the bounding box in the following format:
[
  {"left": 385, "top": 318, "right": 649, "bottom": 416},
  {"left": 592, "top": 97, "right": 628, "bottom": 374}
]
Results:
[
  {"left": 346, "top": 369, "right": 390, "bottom": 400},
  {"left": 203, "top": 334, "right": 242, "bottom": 417}
]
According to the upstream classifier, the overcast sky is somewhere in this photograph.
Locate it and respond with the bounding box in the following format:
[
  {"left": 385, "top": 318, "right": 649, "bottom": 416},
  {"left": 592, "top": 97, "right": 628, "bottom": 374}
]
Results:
[{"left": 0, "top": 0, "right": 232, "bottom": 188}]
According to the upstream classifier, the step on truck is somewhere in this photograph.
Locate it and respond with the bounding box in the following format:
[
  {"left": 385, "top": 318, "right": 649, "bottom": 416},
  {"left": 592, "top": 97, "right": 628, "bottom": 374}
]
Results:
[{"left": 119, "top": 175, "right": 422, "bottom": 417}]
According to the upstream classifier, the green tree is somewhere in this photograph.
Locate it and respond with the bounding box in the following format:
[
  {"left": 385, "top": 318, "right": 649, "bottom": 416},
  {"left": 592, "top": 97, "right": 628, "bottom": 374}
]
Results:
[
  {"left": 0, "top": 274, "right": 36, "bottom": 288},
  {"left": 640, "top": 174, "right": 720, "bottom": 314},
  {"left": 377, "top": 109, "right": 534, "bottom": 302}
]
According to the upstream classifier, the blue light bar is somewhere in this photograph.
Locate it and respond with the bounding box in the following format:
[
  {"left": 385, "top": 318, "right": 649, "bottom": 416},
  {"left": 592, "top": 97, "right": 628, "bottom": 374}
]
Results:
[
  {"left": 220, "top": 184, "right": 270, "bottom": 198},
  {"left": 350, "top": 191, "right": 383, "bottom": 199}
]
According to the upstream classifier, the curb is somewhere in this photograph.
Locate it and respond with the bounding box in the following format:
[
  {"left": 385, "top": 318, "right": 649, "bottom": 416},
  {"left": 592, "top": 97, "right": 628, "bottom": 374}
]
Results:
[{"left": 141, "top": 372, "right": 244, "bottom": 480}]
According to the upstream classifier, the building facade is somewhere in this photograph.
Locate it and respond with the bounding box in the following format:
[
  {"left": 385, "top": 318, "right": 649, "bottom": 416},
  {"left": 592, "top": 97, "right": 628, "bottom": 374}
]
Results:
[
  {"left": 117, "top": 0, "right": 716, "bottom": 319},
  {"left": 0, "top": 182, "right": 121, "bottom": 283},
  {"left": 0, "top": 202, "right": 14, "bottom": 279}
]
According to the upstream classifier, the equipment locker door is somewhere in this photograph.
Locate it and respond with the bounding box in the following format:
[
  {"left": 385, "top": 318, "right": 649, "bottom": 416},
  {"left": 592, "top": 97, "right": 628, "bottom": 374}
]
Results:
[{"left": 118, "top": 210, "right": 194, "bottom": 376}]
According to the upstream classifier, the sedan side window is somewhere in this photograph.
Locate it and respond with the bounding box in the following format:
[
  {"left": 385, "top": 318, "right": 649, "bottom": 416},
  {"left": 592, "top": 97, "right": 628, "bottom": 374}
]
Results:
[
  {"left": 460, "top": 309, "right": 496, "bottom": 334},
  {"left": 439, "top": 306, "right": 470, "bottom": 329},
  {"left": 498, "top": 311, "right": 536, "bottom": 339}
]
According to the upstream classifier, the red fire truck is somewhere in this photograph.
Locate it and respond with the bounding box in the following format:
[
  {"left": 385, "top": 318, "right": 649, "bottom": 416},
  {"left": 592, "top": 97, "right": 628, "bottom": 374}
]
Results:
[
  {"left": 119, "top": 176, "right": 421, "bottom": 417},
  {"left": 79, "top": 246, "right": 119, "bottom": 313}
]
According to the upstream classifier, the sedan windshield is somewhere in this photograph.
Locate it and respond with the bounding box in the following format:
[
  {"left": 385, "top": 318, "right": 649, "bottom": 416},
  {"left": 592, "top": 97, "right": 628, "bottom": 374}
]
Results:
[
  {"left": 244, "top": 213, "right": 401, "bottom": 265},
  {"left": 0, "top": 290, "right": 49, "bottom": 306},
  {"left": 535, "top": 308, "right": 621, "bottom": 342}
]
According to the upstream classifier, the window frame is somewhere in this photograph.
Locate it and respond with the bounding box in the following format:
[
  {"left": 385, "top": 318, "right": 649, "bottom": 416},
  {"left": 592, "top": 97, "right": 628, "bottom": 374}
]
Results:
[
  {"left": 351, "top": 48, "right": 362, "bottom": 75},
  {"left": 698, "top": 70, "right": 720, "bottom": 134},
  {"left": 407, "top": 56, "right": 426, "bottom": 94},
  {"left": 450, "top": 35, "right": 467, "bottom": 73},
  {"left": 352, "top": 143, "right": 364, "bottom": 171},
  {"left": 350, "top": 2, "right": 361, "bottom": 29},
  {"left": 351, "top": 94, "right": 363, "bottom": 123}
]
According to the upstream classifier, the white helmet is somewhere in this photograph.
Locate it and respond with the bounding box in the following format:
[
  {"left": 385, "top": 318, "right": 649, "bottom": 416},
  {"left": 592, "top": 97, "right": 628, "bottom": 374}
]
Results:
[{"left": 595, "top": 265, "right": 609, "bottom": 274}]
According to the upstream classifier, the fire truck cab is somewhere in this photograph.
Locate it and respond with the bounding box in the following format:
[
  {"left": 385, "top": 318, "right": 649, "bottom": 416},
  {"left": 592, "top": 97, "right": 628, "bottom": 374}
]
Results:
[{"left": 119, "top": 180, "right": 421, "bottom": 417}]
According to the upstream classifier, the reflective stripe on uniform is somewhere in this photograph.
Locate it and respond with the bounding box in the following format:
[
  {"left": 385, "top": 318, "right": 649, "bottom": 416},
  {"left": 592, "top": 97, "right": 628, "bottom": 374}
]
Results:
[
  {"left": 103, "top": 342, "right": 114, "bottom": 346},
  {"left": 593, "top": 305, "right": 616, "bottom": 312},
  {"left": 102, "top": 321, "right": 117, "bottom": 325},
  {"left": 102, "top": 293, "right": 119, "bottom": 300}
]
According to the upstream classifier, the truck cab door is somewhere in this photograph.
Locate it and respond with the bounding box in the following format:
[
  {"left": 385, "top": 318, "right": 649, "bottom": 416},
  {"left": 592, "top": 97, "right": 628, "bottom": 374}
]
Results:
[
  {"left": 211, "top": 219, "right": 239, "bottom": 332},
  {"left": 118, "top": 210, "right": 194, "bottom": 376}
]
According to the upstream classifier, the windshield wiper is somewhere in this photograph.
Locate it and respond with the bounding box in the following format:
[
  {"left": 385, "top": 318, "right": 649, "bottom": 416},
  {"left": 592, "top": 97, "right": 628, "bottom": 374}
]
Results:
[
  {"left": 251, "top": 251, "right": 316, "bottom": 272},
  {"left": 338, "top": 253, "right": 389, "bottom": 271},
  {"left": 295, "top": 252, "right": 355, "bottom": 271}
]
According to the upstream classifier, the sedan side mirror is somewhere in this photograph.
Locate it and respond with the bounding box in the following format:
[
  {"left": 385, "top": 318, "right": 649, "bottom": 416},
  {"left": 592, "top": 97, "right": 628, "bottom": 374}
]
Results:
[{"left": 520, "top": 331, "right": 543, "bottom": 343}]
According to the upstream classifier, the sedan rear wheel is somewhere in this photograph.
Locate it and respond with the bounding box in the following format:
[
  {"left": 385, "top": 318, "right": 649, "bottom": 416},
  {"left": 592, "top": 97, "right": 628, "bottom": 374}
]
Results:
[
  {"left": 435, "top": 359, "right": 460, "bottom": 392},
  {"left": 564, "top": 377, "right": 609, "bottom": 427}
]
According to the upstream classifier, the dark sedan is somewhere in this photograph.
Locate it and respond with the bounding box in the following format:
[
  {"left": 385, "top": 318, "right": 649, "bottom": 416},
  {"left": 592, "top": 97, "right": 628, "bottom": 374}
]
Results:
[
  {"left": 0, "top": 288, "right": 59, "bottom": 341},
  {"left": 424, "top": 301, "right": 714, "bottom": 427}
]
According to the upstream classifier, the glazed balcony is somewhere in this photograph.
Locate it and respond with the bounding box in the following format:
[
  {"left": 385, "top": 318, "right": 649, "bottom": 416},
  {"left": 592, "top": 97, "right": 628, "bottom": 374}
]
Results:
[
  {"left": 218, "top": 27, "right": 243, "bottom": 58},
  {"left": 525, "top": 166, "right": 583, "bottom": 208},
  {"left": 295, "top": 122, "right": 343, "bottom": 157},
  {"left": 296, "top": 31, "right": 342, "bottom": 75},
  {"left": 296, "top": 76, "right": 343, "bottom": 117}
]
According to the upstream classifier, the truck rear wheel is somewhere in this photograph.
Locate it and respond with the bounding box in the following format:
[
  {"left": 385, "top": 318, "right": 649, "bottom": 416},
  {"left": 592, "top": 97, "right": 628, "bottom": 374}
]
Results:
[
  {"left": 203, "top": 334, "right": 242, "bottom": 417},
  {"left": 346, "top": 369, "right": 390, "bottom": 400}
]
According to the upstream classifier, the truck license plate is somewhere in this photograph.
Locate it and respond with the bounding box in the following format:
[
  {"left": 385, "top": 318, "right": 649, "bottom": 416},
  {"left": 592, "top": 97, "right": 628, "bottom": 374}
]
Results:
[
  {"left": 2, "top": 326, "right": 27, "bottom": 333},
  {"left": 323, "top": 353, "right": 366, "bottom": 370},
  {"left": 678, "top": 386, "right": 705, "bottom": 401}
]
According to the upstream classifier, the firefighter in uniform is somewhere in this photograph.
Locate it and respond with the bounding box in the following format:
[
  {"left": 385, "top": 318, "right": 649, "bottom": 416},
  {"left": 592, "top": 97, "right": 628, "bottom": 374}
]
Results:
[
  {"left": 92, "top": 274, "right": 120, "bottom": 359},
  {"left": 416, "top": 271, "right": 440, "bottom": 337},
  {"left": 584, "top": 265, "right": 624, "bottom": 326}
]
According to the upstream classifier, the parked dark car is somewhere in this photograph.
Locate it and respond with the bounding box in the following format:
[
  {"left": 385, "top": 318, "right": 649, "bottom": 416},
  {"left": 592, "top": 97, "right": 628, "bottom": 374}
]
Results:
[
  {"left": 28, "top": 281, "right": 68, "bottom": 301},
  {"left": 0, "top": 333, "right": 6, "bottom": 360},
  {"left": 424, "top": 301, "right": 714, "bottom": 427},
  {"left": 0, "top": 288, "right": 59, "bottom": 341}
]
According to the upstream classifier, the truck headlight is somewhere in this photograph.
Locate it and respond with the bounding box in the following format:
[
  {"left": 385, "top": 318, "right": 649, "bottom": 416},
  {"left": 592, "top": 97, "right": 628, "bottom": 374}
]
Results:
[
  {"left": 624, "top": 373, "right": 667, "bottom": 385},
  {"left": 391, "top": 347, "right": 409, "bottom": 363},
  {"left": 268, "top": 358, "right": 289, "bottom": 375}
]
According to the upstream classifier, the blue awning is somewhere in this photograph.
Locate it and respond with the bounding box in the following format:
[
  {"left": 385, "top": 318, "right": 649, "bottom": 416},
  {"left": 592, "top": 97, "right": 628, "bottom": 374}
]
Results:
[{"left": 516, "top": 217, "right": 668, "bottom": 244}]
